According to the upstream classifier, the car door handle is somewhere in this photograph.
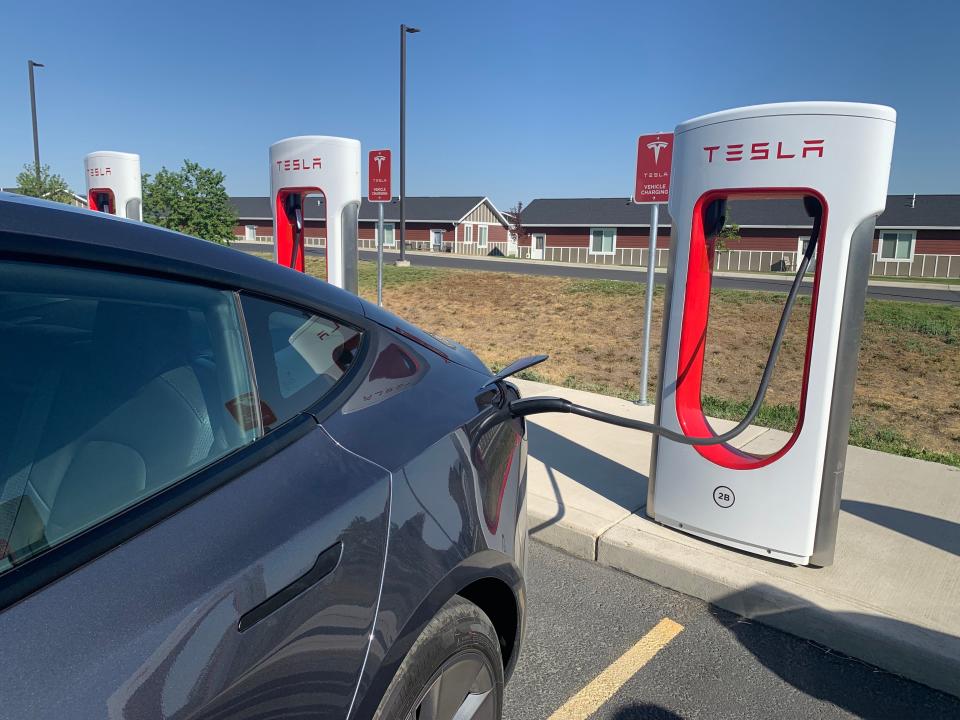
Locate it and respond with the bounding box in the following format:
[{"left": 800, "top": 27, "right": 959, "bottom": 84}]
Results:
[{"left": 238, "top": 541, "right": 343, "bottom": 632}]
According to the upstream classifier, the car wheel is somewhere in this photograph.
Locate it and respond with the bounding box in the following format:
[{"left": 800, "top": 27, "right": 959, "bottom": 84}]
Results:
[{"left": 373, "top": 595, "right": 504, "bottom": 720}]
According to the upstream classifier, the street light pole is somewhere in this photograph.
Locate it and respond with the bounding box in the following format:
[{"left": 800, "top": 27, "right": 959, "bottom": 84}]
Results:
[
  {"left": 27, "top": 60, "right": 45, "bottom": 182},
  {"left": 399, "top": 24, "right": 419, "bottom": 265}
]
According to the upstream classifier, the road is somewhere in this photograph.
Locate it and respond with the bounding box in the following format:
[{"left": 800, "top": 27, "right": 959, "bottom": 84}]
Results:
[
  {"left": 233, "top": 244, "right": 957, "bottom": 305},
  {"left": 505, "top": 541, "right": 960, "bottom": 719}
]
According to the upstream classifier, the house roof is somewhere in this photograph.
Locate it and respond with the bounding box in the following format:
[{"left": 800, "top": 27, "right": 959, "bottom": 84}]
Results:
[
  {"left": 521, "top": 198, "right": 666, "bottom": 227},
  {"left": 521, "top": 194, "right": 960, "bottom": 229},
  {"left": 0, "top": 187, "right": 88, "bottom": 207},
  {"left": 231, "top": 195, "right": 508, "bottom": 226}
]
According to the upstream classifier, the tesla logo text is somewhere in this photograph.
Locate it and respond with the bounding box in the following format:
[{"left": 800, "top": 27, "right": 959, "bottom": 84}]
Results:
[
  {"left": 646, "top": 140, "right": 669, "bottom": 165},
  {"left": 373, "top": 153, "right": 387, "bottom": 172},
  {"left": 277, "top": 157, "right": 322, "bottom": 172},
  {"left": 88, "top": 167, "right": 111, "bottom": 176},
  {"left": 703, "top": 140, "right": 824, "bottom": 163}
]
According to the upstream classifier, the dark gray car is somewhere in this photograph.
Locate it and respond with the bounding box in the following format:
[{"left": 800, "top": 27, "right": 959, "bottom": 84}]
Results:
[{"left": 0, "top": 193, "right": 527, "bottom": 719}]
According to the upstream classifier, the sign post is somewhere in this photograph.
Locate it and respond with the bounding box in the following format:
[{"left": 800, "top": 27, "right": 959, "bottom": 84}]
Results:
[
  {"left": 369, "top": 149, "right": 392, "bottom": 306},
  {"left": 634, "top": 132, "right": 673, "bottom": 404}
]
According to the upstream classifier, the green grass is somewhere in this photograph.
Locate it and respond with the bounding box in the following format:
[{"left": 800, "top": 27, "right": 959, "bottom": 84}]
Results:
[
  {"left": 356, "top": 260, "right": 450, "bottom": 291},
  {"left": 250, "top": 251, "right": 448, "bottom": 293},
  {"left": 565, "top": 279, "right": 810, "bottom": 307},
  {"left": 703, "top": 396, "right": 960, "bottom": 468},
  {"left": 734, "top": 268, "right": 958, "bottom": 286},
  {"left": 564, "top": 279, "right": 656, "bottom": 296},
  {"left": 701, "top": 395, "right": 800, "bottom": 432},
  {"left": 871, "top": 275, "right": 959, "bottom": 285},
  {"left": 847, "top": 418, "right": 960, "bottom": 467},
  {"left": 863, "top": 300, "right": 960, "bottom": 344}
]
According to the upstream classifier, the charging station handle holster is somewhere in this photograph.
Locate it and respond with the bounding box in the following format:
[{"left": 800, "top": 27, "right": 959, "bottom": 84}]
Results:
[{"left": 284, "top": 194, "right": 304, "bottom": 270}]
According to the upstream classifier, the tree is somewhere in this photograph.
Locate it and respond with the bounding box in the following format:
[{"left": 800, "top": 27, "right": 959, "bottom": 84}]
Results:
[
  {"left": 143, "top": 160, "right": 237, "bottom": 244},
  {"left": 15, "top": 163, "right": 75, "bottom": 204},
  {"left": 507, "top": 200, "right": 526, "bottom": 240},
  {"left": 716, "top": 208, "right": 740, "bottom": 253}
]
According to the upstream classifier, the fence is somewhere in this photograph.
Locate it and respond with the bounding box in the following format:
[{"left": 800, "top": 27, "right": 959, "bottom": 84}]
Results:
[
  {"left": 236, "top": 235, "right": 960, "bottom": 279},
  {"left": 523, "top": 245, "right": 960, "bottom": 279},
  {"left": 871, "top": 254, "right": 959, "bottom": 279}
]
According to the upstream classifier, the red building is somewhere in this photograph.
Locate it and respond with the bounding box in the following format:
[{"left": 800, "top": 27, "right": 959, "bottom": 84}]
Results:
[
  {"left": 231, "top": 196, "right": 512, "bottom": 255},
  {"left": 519, "top": 195, "right": 960, "bottom": 278}
]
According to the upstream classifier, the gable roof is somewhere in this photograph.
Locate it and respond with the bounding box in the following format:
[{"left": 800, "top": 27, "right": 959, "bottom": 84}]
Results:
[
  {"left": 0, "top": 186, "right": 88, "bottom": 208},
  {"left": 231, "top": 195, "right": 508, "bottom": 226},
  {"left": 521, "top": 194, "right": 960, "bottom": 229}
]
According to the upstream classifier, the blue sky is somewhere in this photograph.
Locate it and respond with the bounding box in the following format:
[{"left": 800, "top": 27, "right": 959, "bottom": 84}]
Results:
[{"left": 2, "top": 0, "right": 957, "bottom": 208}]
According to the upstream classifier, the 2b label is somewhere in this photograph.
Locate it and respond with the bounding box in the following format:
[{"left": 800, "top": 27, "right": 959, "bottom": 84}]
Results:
[{"left": 713, "top": 486, "right": 735, "bottom": 508}]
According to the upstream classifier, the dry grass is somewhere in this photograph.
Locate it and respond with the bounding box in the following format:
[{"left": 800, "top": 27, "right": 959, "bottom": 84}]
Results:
[{"left": 291, "top": 254, "right": 960, "bottom": 465}]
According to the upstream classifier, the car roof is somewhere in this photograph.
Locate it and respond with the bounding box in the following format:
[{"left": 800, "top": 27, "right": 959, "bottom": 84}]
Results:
[{"left": 0, "top": 192, "right": 365, "bottom": 320}]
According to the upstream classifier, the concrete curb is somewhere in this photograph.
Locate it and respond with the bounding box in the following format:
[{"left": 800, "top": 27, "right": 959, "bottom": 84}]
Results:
[
  {"left": 595, "top": 514, "right": 960, "bottom": 699},
  {"left": 527, "top": 493, "right": 960, "bottom": 698}
]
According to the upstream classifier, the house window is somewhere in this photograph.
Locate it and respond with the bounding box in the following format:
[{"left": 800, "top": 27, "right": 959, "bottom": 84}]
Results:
[
  {"left": 590, "top": 228, "right": 616, "bottom": 255},
  {"left": 878, "top": 230, "right": 915, "bottom": 261},
  {"left": 478, "top": 225, "right": 489, "bottom": 248},
  {"left": 382, "top": 223, "right": 396, "bottom": 247},
  {"left": 463, "top": 224, "right": 473, "bottom": 243}
]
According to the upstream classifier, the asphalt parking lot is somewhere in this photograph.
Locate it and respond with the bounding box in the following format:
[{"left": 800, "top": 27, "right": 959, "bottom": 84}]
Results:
[{"left": 505, "top": 541, "right": 960, "bottom": 720}]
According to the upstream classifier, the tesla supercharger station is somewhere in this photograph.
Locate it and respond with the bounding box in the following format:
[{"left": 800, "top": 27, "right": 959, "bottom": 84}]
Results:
[
  {"left": 270, "top": 136, "right": 361, "bottom": 293},
  {"left": 84, "top": 151, "right": 142, "bottom": 220},
  {"left": 648, "top": 102, "right": 896, "bottom": 566}
]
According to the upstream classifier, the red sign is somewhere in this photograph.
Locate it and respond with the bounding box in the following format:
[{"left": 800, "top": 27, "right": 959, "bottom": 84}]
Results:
[
  {"left": 368, "top": 149, "right": 392, "bottom": 202},
  {"left": 634, "top": 133, "right": 673, "bottom": 204}
]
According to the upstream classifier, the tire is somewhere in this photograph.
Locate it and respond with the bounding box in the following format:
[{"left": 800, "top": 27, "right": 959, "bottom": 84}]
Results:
[{"left": 373, "top": 595, "right": 504, "bottom": 720}]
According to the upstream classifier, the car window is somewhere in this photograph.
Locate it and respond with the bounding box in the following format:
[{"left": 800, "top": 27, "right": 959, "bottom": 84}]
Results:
[
  {"left": 240, "top": 295, "right": 363, "bottom": 430},
  {"left": 0, "top": 261, "right": 258, "bottom": 575}
]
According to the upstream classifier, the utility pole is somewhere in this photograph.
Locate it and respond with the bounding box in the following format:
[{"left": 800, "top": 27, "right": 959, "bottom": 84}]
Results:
[
  {"left": 399, "top": 23, "right": 420, "bottom": 266},
  {"left": 28, "top": 60, "right": 45, "bottom": 181}
]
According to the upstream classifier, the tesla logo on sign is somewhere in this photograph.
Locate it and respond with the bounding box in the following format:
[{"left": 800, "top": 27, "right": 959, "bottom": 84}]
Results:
[
  {"left": 647, "top": 140, "right": 669, "bottom": 165},
  {"left": 703, "top": 139, "right": 824, "bottom": 162},
  {"left": 276, "top": 157, "right": 322, "bottom": 172},
  {"left": 368, "top": 149, "right": 392, "bottom": 202},
  {"left": 88, "top": 167, "right": 111, "bottom": 177},
  {"left": 634, "top": 133, "right": 673, "bottom": 204}
]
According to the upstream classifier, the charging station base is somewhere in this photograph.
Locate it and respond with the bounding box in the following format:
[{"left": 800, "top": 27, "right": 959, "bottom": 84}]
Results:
[{"left": 654, "top": 515, "right": 810, "bottom": 566}]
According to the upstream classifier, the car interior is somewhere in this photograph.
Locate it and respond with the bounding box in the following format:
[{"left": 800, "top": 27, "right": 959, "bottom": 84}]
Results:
[{"left": 0, "top": 262, "right": 255, "bottom": 572}]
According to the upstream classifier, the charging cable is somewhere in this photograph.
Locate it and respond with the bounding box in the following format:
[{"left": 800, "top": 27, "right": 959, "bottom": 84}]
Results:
[{"left": 480, "top": 197, "right": 822, "bottom": 447}]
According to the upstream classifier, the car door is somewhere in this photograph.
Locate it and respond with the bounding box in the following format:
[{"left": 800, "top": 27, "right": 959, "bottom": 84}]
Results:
[{"left": 0, "top": 259, "right": 389, "bottom": 719}]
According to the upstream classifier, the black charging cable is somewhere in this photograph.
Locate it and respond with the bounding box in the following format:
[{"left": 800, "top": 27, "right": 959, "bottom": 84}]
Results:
[{"left": 481, "top": 197, "right": 822, "bottom": 447}]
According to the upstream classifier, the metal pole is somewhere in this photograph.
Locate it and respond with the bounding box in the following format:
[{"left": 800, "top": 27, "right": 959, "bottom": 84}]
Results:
[
  {"left": 27, "top": 60, "right": 44, "bottom": 181},
  {"left": 377, "top": 202, "right": 385, "bottom": 306},
  {"left": 399, "top": 25, "right": 407, "bottom": 263},
  {"left": 638, "top": 203, "right": 659, "bottom": 405}
]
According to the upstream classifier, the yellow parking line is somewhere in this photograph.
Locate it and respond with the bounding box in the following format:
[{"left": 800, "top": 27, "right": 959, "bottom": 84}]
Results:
[{"left": 547, "top": 617, "right": 684, "bottom": 720}]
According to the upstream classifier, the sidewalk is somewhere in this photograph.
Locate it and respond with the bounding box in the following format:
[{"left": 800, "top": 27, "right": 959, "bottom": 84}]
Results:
[{"left": 513, "top": 378, "right": 960, "bottom": 698}]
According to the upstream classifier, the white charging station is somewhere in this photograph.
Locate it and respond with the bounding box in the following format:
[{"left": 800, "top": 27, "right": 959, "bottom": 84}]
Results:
[
  {"left": 84, "top": 151, "right": 142, "bottom": 220},
  {"left": 648, "top": 102, "right": 896, "bottom": 566},
  {"left": 269, "top": 136, "right": 361, "bottom": 293}
]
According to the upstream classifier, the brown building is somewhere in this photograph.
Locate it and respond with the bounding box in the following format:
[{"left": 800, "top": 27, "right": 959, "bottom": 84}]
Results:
[
  {"left": 519, "top": 194, "right": 960, "bottom": 278},
  {"left": 230, "top": 196, "right": 512, "bottom": 255}
]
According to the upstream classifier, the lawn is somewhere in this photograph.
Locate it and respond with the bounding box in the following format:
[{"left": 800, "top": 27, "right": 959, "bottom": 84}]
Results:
[{"left": 275, "top": 253, "right": 960, "bottom": 467}]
